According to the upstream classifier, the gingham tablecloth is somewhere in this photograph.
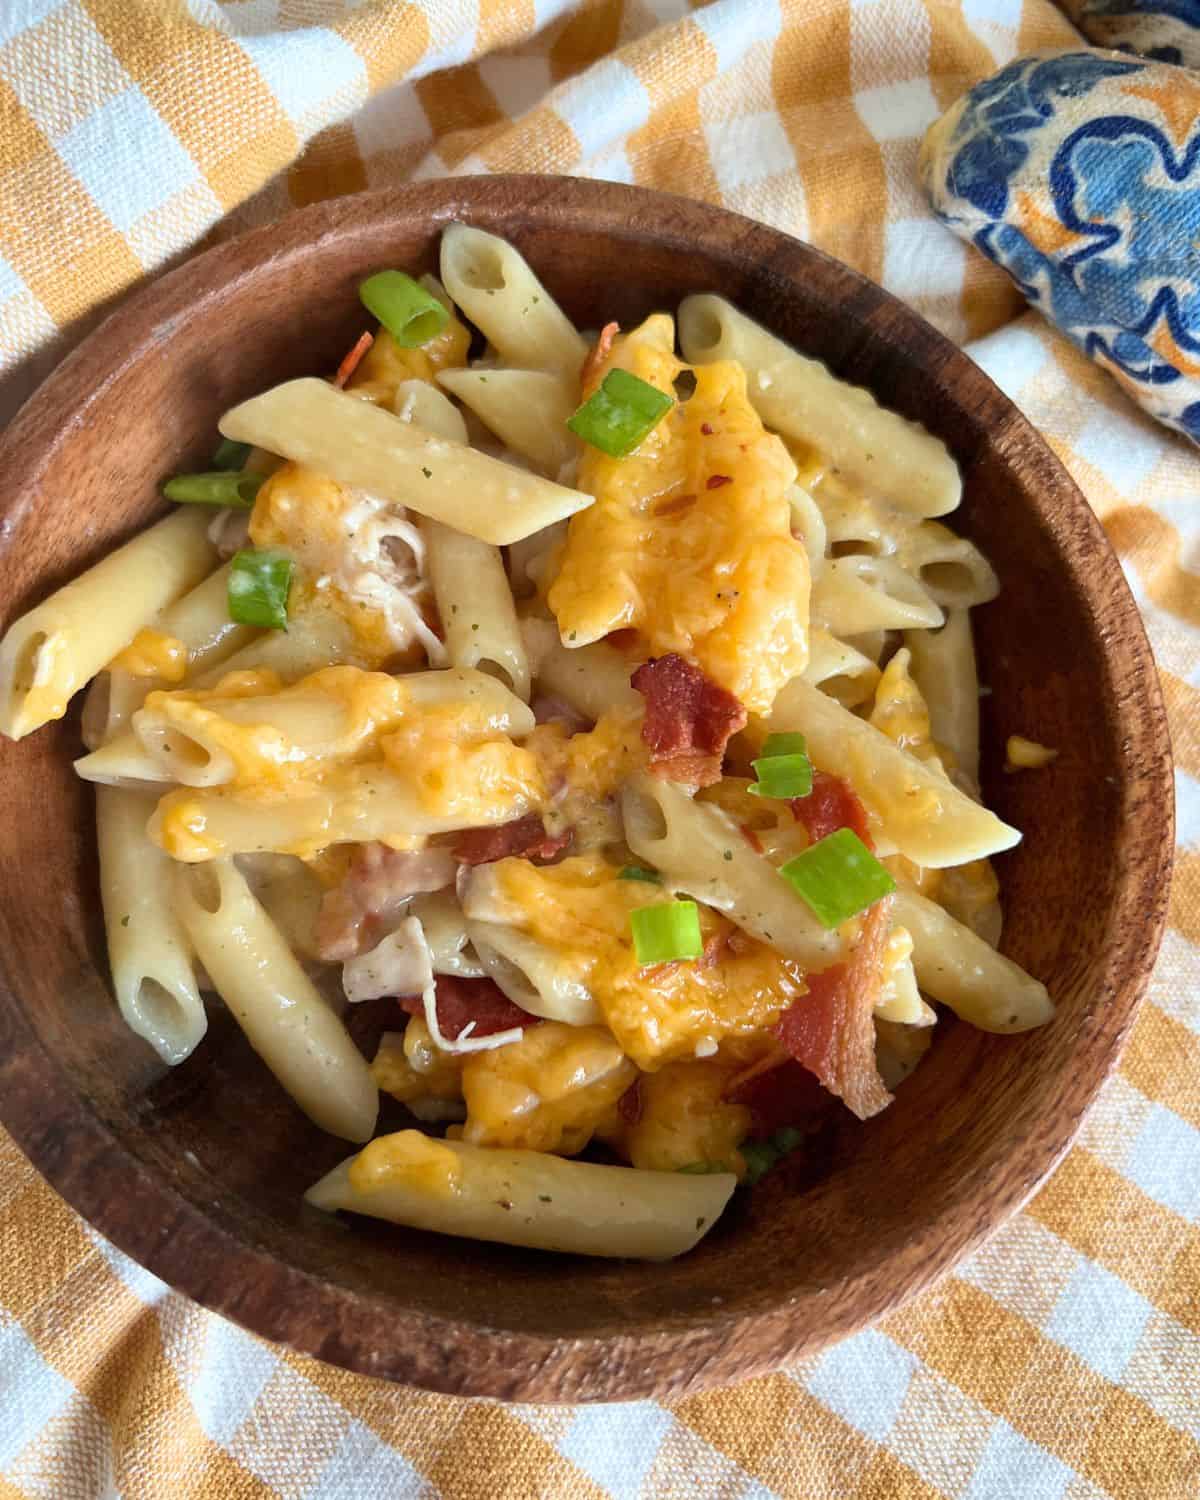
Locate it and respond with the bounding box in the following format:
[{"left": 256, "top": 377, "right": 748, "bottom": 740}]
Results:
[{"left": 1, "top": 3, "right": 1197, "bottom": 1497}]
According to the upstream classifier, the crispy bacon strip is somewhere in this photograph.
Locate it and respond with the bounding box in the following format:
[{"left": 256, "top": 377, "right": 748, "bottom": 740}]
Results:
[
  {"left": 333, "top": 330, "right": 374, "bottom": 388},
  {"left": 315, "top": 843, "right": 455, "bottom": 961},
  {"left": 581, "top": 320, "right": 619, "bottom": 395},
  {"left": 631, "top": 653, "right": 747, "bottom": 788},
  {"left": 791, "top": 770, "right": 874, "bottom": 848},
  {"left": 398, "top": 975, "right": 538, "bottom": 1041},
  {"left": 774, "top": 896, "right": 894, "bottom": 1120},
  {"left": 452, "top": 813, "right": 571, "bottom": 867}
]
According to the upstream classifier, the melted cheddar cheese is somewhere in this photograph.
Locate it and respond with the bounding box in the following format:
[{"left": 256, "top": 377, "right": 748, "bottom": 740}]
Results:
[
  {"left": 460, "top": 1022, "right": 635, "bottom": 1155},
  {"left": 348, "top": 1130, "right": 463, "bottom": 1198},
  {"left": 489, "top": 853, "right": 806, "bottom": 1070},
  {"left": 345, "top": 303, "right": 471, "bottom": 405},
  {"left": 149, "top": 665, "right": 543, "bottom": 860},
  {"left": 605, "top": 1061, "right": 751, "bottom": 1175},
  {"left": 108, "top": 628, "right": 187, "bottom": 682},
  {"left": 547, "top": 318, "right": 810, "bottom": 715},
  {"left": 373, "top": 1018, "right": 465, "bottom": 1110},
  {"left": 381, "top": 703, "right": 544, "bottom": 820}
]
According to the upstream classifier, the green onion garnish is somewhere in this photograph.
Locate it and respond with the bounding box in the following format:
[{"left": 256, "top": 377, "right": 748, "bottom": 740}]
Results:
[
  {"left": 163, "top": 471, "right": 264, "bottom": 508},
  {"left": 359, "top": 271, "right": 448, "bottom": 348},
  {"left": 779, "top": 828, "right": 896, "bottom": 928},
  {"left": 568, "top": 368, "right": 673, "bottom": 457},
  {"left": 741, "top": 1126, "right": 805, "bottom": 1185},
  {"left": 212, "top": 438, "right": 251, "bottom": 471},
  {"left": 618, "top": 865, "right": 661, "bottom": 883},
  {"left": 630, "top": 900, "right": 702, "bottom": 965},
  {"left": 748, "top": 731, "right": 812, "bottom": 799},
  {"left": 761, "top": 732, "right": 808, "bottom": 758},
  {"left": 228, "top": 549, "right": 293, "bottom": 630}
]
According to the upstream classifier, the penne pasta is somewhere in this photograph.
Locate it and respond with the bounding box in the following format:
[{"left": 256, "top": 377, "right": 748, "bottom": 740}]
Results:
[
  {"left": 219, "top": 378, "right": 594, "bottom": 545},
  {"left": 678, "top": 294, "right": 961, "bottom": 517},
  {"left": 423, "top": 519, "right": 530, "bottom": 700},
  {"left": 149, "top": 759, "right": 539, "bottom": 862},
  {"left": 437, "top": 368, "right": 578, "bottom": 478},
  {"left": 75, "top": 731, "right": 172, "bottom": 787},
  {"left": 97, "top": 786, "right": 206, "bottom": 1065},
  {"left": 132, "top": 666, "right": 533, "bottom": 788},
  {"left": 90, "top": 563, "right": 258, "bottom": 746},
  {"left": 811, "top": 555, "right": 944, "bottom": 636},
  {"left": 898, "top": 522, "right": 999, "bottom": 610},
  {"left": 439, "top": 223, "right": 588, "bottom": 381},
  {"left": 768, "top": 678, "right": 1020, "bottom": 867},
  {"left": 904, "top": 609, "right": 981, "bottom": 788},
  {"left": 0, "top": 507, "right": 214, "bottom": 741},
  {"left": 621, "top": 773, "right": 842, "bottom": 969},
  {"left": 521, "top": 617, "right": 641, "bottom": 721},
  {"left": 803, "top": 627, "right": 881, "bottom": 709},
  {"left": 787, "top": 485, "right": 827, "bottom": 580},
  {"left": 172, "top": 859, "right": 378, "bottom": 1140},
  {"left": 893, "top": 887, "right": 1053, "bottom": 1033},
  {"left": 466, "top": 918, "right": 603, "bottom": 1026},
  {"left": 408, "top": 889, "right": 485, "bottom": 978},
  {"left": 306, "top": 1130, "right": 736, "bottom": 1259}
]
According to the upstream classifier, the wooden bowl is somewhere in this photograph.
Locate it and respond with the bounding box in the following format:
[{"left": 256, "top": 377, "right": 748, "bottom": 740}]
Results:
[{"left": 0, "top": 177, "right": 1173, "bottom": 1402}]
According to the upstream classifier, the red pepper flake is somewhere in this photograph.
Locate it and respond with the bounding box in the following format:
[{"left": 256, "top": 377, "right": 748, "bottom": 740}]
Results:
[
  {"left": 333, "top": 330, "right": 374, "bottom": 388},
  {"left": 706, "top": 474, "right": 733, "bottom": 489},
  {"left": 700, "top": 422, "right": 714, "bottom": 435}
]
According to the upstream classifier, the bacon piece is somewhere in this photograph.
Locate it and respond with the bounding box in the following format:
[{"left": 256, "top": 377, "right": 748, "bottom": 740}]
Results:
[
  {"left": 581, "top": 320, "right": 619, "bottom": 395},
  {"left": 617, "top": 1077, "right": 643, "bottom": 1125},
  {"left": 728, "top": 1057, "right": 829, "bottom": 1139},
  {"left": 791, "top": 770, "right": 874, "bottom": 848},
  {"left": 398, "top": 975, "right": 538, "bottom": 1041},
  {"left": 333, "top": 330, "right": 374, "bottom": 388},
  {"left": 631, "top": 653, "right": 747, "bottom": 788},
  {"left": 316, "top": 843, "right": 457, "bottom": 961},
  {"left": 774, "top": 896, "right": 894, "bottom": 1120},
  {"left": 453, "top": 813, "right": 571, "bottom": 867}
]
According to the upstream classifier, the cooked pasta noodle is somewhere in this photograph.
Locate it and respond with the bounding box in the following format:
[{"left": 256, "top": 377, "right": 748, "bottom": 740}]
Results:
[{"left": 1, "top": 228, "right": 1056, "bottom": 1262}]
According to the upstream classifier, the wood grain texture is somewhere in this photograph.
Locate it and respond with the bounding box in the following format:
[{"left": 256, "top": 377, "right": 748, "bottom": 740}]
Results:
[{"left": 0, "top": 177, "right": 1174, "bottom": 1402}]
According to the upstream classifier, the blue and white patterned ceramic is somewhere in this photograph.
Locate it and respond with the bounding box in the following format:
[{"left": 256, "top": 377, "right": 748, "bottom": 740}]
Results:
[{"left": 921, "top": 49, "right": 1200, "bottom": 444}]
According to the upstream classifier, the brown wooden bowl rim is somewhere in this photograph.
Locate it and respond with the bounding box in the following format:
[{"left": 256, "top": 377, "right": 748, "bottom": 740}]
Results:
[{"left": 0, "top": 176, "right": 1176, "bottom": 1401}]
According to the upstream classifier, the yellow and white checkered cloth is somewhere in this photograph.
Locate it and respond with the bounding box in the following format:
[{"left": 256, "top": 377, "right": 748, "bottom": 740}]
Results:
[{"left": 1, "top": 2, "right": 1197, "bottom": 1496}]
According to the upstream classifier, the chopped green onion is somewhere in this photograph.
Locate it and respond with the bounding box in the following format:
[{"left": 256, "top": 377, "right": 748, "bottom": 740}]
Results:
[
  {"left": 761, "top": 732, "right": 808, "bottom": 759},
  {"left": 630, "top": 900, "right": 702, "bottom": 965},
  {"left": 779, "top": 827, "right": 896, "bottom": 928},
  {"left": 741, "top": 1126, "right": 806, "bottom": 1186},
  {"left": 359, "top": 271, "right": 448, "bottom": 348},
  {"left": 568, "top": 368, "right": 673, "bottom": 457},
  {"left": 228, "top": 549, "right": 293, "bottom": 630},
  {"left": 748, "top": 752, "right": 812, "bottom": 800},
  {"left": 211, "top": 437, "right": 251, "bottom": 471},
  {"left": 618, "top": 865, "right": 661, "bottom": 883},
  {"left": 163, "top": 471, "right": 264, "bottom": 508},
  {"left": 748, "top": 731, "right": 812, "bottom": 799}
]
